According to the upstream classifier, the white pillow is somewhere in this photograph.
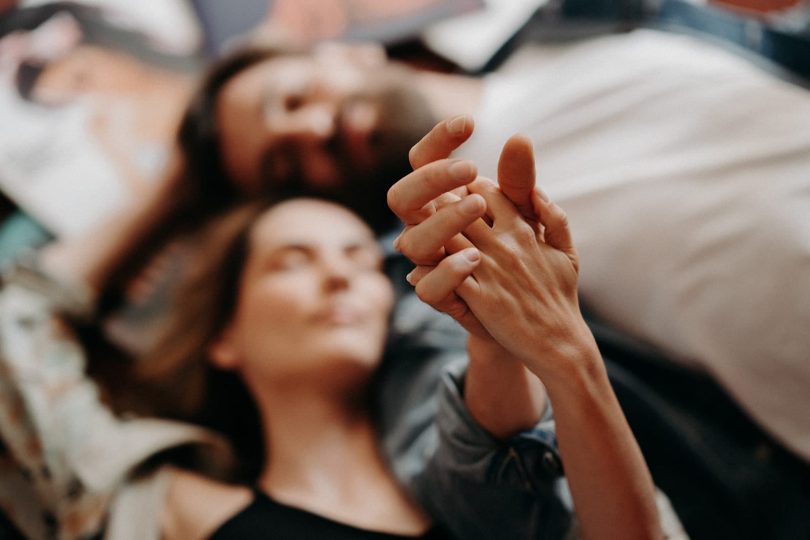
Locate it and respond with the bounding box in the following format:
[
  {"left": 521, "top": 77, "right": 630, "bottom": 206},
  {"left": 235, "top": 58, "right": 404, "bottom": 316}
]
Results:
[{"left": 461, "top": 30, "right": 810, "bottom": 461}]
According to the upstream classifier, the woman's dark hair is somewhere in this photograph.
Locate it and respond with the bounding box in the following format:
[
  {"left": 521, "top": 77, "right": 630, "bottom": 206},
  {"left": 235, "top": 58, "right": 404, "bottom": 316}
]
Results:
[{"left": 132, "top": 200, "right": 274, "bottom": 481}]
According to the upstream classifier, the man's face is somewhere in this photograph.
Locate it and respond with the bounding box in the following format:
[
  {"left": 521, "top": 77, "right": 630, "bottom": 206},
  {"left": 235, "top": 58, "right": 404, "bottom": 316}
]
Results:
[{"left": 215, "top": 45, "right": 435, "bottom": 200}]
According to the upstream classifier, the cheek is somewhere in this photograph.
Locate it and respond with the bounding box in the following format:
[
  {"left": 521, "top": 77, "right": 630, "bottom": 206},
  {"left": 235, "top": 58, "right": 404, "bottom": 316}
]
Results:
[
  {"left": 235, "top": 277, "right": 314, "bottom": 341},
  {"left": 368, "top": 277, "right": 395, "bottom": 322}
]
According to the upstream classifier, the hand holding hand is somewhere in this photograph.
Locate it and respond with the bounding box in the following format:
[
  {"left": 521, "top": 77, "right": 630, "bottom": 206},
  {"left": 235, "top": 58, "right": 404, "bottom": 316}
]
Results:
[{"left": 388, "top": 118, "right": 573, "bottom": 363}]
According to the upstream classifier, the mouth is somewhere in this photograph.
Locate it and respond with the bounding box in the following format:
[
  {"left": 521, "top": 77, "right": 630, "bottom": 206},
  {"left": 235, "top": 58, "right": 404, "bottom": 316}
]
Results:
[{"left": 312, "top": 302, "right": 371, "bottom": 326}]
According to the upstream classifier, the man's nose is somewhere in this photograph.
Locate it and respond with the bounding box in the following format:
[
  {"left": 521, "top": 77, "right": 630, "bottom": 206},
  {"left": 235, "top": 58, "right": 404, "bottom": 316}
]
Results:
[{"left": 269, "top": 102, "right": 337, "bottom": 143}]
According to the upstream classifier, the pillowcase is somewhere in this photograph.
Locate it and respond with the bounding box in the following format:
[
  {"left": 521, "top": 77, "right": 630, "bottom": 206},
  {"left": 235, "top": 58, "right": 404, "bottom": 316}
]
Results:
[{"left": 462, "top": 29, "right": 810, "bottom": 461}]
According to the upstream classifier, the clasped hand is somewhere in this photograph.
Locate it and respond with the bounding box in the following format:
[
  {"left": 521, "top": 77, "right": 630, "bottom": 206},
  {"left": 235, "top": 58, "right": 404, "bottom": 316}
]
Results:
[{"left": 387, "top": 117, "right": 591, "bottom": 380}]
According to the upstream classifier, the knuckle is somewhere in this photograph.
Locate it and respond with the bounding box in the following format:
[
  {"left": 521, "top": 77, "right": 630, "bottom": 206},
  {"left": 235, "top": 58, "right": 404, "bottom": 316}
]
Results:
[
  {"left": 513, "top": 222, "right": 537, "bottom": 244},
  {"left": 495, "top": 237, "right": 525, "bottom": 266},
  {"left": 422, "top": 161, "right": 447, "bottom": 190},
  {"left": 403, "top": 240, "right": 441, "bottom": 266},
  {"left": 444, "top": 300, "right": 469, "bottom": 321},
  {"left": 435, "top": 191, "right": 460, "bottom": 210},
  {"left": 447, "top": 252, "right": 474, "bottom": 275}
]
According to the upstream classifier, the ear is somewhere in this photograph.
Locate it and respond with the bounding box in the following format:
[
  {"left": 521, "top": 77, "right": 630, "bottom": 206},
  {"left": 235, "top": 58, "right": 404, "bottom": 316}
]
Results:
[{"left": 208, "top": 325, "right": 241, "bottom": 370}]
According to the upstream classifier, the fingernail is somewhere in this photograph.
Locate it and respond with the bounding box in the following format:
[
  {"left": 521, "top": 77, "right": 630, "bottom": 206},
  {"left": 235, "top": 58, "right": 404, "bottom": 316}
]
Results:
[
  {"left": 464, "top": 249, "right": 480, "bottom": 263},
  {"left": 405, "top": 270, "right": 415, "bottom": 285},
  {"left": 448, "top": 115, "right": 467, "bottom": 136},
  {"left": 459, "top": 195, "right": 483, "bottom": 215},
  {"left": 392, "top": 233, "right": 402, "bottom": 251},
  {"left": 449, "top": 160, "right": 474, "bottom": 181}
]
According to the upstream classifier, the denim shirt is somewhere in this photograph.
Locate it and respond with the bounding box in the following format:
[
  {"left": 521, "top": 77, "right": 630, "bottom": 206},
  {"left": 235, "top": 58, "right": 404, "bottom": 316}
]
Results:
[
  {"left": 377, "top": 237, "right": 573, "bottom": 539},
  {"left": 0, "top": 253, "right": 574, "bottom": 539}
]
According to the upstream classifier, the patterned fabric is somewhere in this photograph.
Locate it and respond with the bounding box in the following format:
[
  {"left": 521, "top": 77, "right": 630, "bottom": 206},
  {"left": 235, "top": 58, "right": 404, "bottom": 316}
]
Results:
[{"left": 0, "top": 260, "right": 225, "bottom": 540}]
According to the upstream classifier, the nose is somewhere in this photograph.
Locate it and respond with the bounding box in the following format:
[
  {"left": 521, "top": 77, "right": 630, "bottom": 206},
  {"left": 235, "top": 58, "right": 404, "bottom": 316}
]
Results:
[
  {"left": 321, "top": 254, "right": 352, "bottom": 293},
  {"left": 267, "top": 102, "right": 337, "bottom": 144}
]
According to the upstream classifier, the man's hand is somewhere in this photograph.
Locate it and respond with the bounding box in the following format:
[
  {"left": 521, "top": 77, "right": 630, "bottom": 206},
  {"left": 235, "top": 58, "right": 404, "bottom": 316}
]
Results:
[{"left": 388, "top": 116, "right": 489, "bottom": 336}]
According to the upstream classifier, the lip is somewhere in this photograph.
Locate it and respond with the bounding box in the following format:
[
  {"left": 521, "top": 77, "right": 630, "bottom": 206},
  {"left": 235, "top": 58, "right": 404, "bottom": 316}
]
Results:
[{"left": 312, "top": 302, "right": 371, "bottom": 326}]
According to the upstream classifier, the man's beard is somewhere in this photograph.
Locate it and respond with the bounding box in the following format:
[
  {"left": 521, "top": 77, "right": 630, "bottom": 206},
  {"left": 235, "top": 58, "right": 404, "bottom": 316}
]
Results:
[{"left": 261, "top": 81, "right": 437, "bottom": 234}]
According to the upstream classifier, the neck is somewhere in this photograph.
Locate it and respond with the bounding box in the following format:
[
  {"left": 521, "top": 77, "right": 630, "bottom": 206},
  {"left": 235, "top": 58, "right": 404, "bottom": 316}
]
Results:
[
  {"left": 255, "top": 380, "right": 386, "bottom": 500},
  {"left": 412, "top": 70, "right": 484, "bottom": 120}
]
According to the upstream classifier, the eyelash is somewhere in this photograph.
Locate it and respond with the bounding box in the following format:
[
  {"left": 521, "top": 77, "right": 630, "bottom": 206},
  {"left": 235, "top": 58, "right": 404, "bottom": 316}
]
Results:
[{"left": 268, "top": 250, "right": 382, "bottom": 274}]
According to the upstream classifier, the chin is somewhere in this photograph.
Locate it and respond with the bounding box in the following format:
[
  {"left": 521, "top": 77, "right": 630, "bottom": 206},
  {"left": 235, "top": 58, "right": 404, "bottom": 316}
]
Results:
[{"left": 315, "top": 353, "right": 381, "bottom": 393}]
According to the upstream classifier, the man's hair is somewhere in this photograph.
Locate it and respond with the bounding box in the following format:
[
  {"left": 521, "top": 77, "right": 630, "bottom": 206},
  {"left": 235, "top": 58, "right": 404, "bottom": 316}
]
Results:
[{"left": 177, "top": 47, "right": 287, "bottom": 213}]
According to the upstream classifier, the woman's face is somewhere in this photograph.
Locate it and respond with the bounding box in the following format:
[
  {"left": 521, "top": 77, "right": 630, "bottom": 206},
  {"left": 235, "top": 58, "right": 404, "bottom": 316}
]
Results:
[{"left": 210, "top": 199, "right": 394, "bottom": 389}]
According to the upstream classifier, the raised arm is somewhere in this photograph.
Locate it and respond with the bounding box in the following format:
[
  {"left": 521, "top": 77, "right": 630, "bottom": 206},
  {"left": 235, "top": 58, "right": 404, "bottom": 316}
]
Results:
[
  {"left": 389, "top": 116, "right": 547, "bottom": 439},
  {"left": 388, "top": 120, "right": 662, "bottom": 539}
]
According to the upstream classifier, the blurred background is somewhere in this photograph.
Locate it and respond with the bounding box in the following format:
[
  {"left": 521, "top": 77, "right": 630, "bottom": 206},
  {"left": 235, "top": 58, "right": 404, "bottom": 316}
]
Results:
[
  {"left": 0, "top": 1, "right": 809, "bottom": 539},
  {"left": 0, "top": 0, "right": 808, "bottom": 242}
]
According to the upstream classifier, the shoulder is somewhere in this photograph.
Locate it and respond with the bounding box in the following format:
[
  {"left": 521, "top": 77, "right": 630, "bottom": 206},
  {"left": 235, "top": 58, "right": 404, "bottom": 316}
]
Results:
[{"left": 162, "top": 467, "right": 253, "bottom": 540}]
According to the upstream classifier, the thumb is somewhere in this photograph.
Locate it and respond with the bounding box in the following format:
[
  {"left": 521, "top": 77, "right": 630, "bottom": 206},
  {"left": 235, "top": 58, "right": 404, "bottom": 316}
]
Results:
[{"left": 498, "top": 134, "right": 536, "bottom": 221}]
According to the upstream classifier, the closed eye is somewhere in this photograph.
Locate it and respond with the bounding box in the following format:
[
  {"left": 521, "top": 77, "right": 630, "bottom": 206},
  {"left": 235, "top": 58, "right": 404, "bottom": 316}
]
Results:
[
  {"left": 265, "top": 246, "right": 312, "bottom": 272},
  {"left": 345, "top": 243, "right": 384, "bottom": 271}
]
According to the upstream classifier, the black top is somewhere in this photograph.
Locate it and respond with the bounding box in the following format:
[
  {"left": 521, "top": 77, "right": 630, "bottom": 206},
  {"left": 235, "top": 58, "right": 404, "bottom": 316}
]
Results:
[{"left": 209, "top": 489, "right": 452, "bottom": 540}]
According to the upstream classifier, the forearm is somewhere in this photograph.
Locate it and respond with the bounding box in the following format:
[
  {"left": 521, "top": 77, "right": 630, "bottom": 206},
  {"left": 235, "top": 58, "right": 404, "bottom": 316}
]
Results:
[
  {"left": 464, "top": 334, "right": 547, "bottom": 440},
  {"left": 536, "top": 328, "right": 661, "bottom": 540}
]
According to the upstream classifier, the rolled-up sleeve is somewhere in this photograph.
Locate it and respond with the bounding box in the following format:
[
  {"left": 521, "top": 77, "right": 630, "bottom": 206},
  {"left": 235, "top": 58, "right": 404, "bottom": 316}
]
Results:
[
  {"left": 375, "top": 288, "right": 573, "bottom": 539},
  {"left": 413, "top": 361, "right": 572, "bottom": 540}
]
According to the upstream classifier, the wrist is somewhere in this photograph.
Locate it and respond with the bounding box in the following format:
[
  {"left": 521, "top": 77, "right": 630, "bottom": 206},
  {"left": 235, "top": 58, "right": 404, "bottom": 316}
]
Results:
[
  {"left": 467, "top": 334, "right": 518, "bottom": 365},
  {"left": 465, "top": 334, "right": 548, "bottom": 440},
  {"left": 539, "top": 336, "right": 612, "bottom": 412},
  {"left": 520, "top": 316, "right": 602, "bottom": 383}
]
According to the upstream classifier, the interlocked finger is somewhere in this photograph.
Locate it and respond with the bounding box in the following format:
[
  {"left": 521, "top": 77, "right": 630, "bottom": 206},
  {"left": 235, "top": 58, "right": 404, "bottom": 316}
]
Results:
[
  {"left": 394, "top": 194, "right": 486, "bottom": 265},
  {"left": 412, "top": 248, "right": 484, "bottom": 336},
  {"left": 387, "top": 159, "right": 477, "bottom": 226}
]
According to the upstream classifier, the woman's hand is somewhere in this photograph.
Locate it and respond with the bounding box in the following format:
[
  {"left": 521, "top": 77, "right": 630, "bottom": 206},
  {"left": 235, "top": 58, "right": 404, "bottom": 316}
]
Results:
[{"left": 447, "top": 175, "right": 596, "bottom": 381}]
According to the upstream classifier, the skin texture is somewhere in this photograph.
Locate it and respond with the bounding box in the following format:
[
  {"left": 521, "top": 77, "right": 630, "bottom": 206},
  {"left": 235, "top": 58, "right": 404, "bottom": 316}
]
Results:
[
  {"left": 209, "top": 199, "right": 394, "bottom": 390},
  {"left": 388, "top": 117, "right": 663, "bottom": 540}
]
